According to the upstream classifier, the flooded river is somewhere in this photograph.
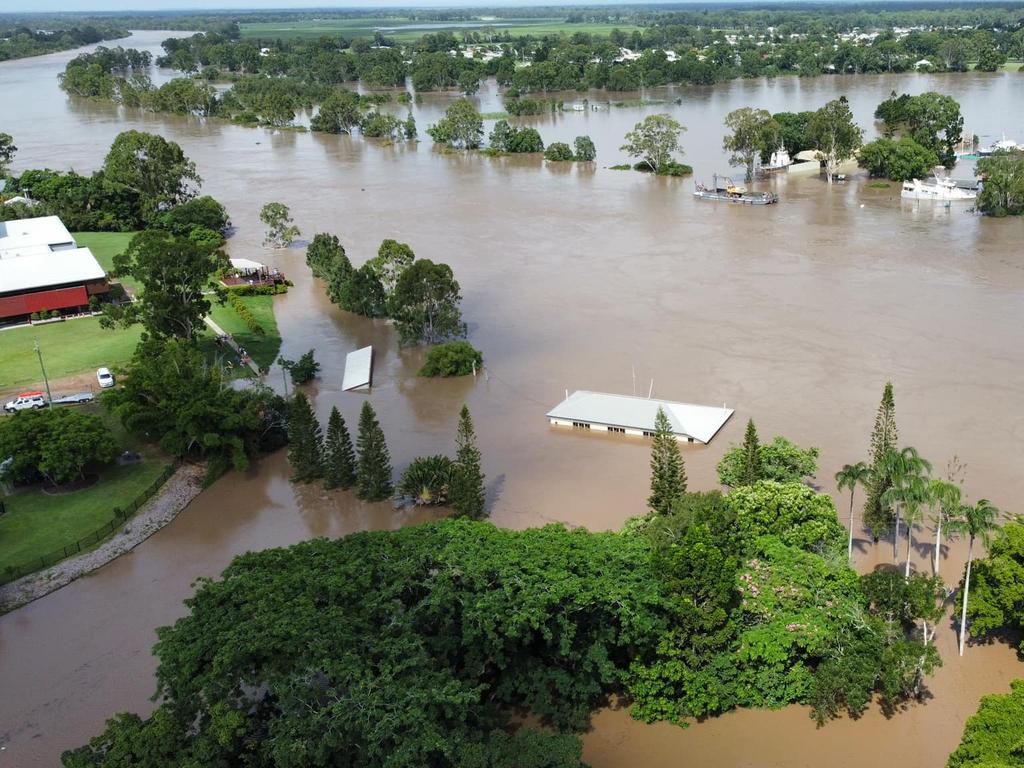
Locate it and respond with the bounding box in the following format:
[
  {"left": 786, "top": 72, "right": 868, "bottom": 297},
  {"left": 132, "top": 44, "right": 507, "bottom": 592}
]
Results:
[{"left": 1, "top": 31, "right": 1023, "bottom": 767}]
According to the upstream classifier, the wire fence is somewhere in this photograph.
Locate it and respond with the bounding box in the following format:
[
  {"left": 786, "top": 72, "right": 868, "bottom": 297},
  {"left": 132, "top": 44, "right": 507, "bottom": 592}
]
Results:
[{"left": 0, "top": 463, "right": 176, "bottom": 587}]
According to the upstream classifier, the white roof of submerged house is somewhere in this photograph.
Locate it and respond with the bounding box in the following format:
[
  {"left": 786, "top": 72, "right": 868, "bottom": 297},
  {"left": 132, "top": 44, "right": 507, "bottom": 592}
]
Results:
[
  {"left": 547, "top": 391, "right": 735, "bottom": 444},
  {"left": 342, "top": 346, "right": 373, "bottom": 391},
  {"left": 0, "top": 216, "right": 76, "bottom": 257},
  {"left": 0, "top": 247, "right": 106, "bottom": 293}
]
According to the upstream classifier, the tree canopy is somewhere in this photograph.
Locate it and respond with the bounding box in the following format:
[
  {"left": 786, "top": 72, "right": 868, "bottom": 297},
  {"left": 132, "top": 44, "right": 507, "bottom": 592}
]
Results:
[
  {"left": 102, "top": 130, "right": 200, "bottom": 224},
  {"left": 621, "top": 114, "right": 686, "bottom": 174}
]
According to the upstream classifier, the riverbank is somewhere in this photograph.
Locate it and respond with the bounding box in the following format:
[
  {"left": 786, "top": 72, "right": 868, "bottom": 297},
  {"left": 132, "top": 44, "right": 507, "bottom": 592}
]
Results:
[{"left": 0, "top": 463, "right": 205, "bottom": 614}]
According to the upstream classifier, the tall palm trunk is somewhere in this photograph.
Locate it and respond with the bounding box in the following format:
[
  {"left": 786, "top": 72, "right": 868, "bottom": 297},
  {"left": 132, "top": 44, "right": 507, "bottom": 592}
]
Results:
[
  {"left": 892, "top": 503, "right": 901, "bottom": 562},
  {"left": 933, "top": 516, "right": 942, "bottom": 576},
  {"left": 847, "top": 489, "right": 856, "bottom": 562},
  {"left": 958, "top": 536, "right": 975, "bottom": 657},
  {"left": 904, "top": 518, "right": 914, "bottom": 578}
]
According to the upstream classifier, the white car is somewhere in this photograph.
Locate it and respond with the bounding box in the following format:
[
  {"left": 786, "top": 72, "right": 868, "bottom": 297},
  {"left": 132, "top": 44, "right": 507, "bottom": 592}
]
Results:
[
  {"left": 4, "top": 392, "right": 47, "bottom": 413},
  {"left": 96, "top": 367, "right": 115, "bottom": 389}
]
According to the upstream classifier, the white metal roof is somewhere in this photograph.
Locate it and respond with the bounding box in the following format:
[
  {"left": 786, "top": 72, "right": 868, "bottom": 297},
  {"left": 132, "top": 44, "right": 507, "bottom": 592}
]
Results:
[
  {"left": 547, "top": 390, "right": 735, "bottom": 444},
  {"left": 229, "top": 258, "right": 266, "bottom": 272},
  {"left": 0, "top": 216, "right": 75, "bottom": 257},
  {"left": 0, "top": 247, "right": 106, "bottom": 294},
  {"left": 342, "top": 346, "right": 373, "bottom": 391}
]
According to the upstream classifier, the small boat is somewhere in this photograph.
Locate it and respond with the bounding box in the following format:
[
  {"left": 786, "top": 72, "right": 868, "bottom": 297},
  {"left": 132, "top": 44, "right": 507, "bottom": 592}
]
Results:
[
  {"left": 979, "top": 136, "right": 1019, "bottom": 157},
  {"left": 900, "top": 177, "right": 977, "bottom": 202},
  {"left": 694, "top": 175, "right": 778, "bottom": 205}
]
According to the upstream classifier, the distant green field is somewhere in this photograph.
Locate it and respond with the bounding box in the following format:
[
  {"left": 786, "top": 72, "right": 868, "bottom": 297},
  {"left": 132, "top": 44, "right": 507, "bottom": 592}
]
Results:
[{"left": 240, "top": 17, "right": 639, "bottom": 42}]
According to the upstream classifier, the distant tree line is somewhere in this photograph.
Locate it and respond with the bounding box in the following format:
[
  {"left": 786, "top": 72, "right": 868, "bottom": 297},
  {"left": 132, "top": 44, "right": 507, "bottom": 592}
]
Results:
[{"left": 0, "top": 22, "right": 127, "bottom": 62}]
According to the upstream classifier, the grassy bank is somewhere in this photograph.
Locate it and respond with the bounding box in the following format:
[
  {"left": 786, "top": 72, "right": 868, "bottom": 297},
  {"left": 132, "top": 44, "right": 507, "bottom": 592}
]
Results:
[
  {"left": 0, "top": 459, "right": 170, "bottom": 570},
  {"left": 74, "top": 231, "right": 139, "bottom": 293},
  {"left": 204, "top": 294, "right": 282, "bottom": 370},
  {"left": 0, "top": 317, "right": 141, "bottom": 391}
]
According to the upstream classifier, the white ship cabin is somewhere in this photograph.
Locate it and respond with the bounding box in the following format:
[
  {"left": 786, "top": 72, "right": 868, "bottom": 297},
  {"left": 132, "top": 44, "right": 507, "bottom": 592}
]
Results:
[{"left": 547, "top": 391, "right": 734, "bottom": 445}]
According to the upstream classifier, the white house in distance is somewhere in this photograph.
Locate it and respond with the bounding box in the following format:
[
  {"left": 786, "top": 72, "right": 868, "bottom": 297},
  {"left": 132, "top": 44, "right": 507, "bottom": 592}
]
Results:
[{"left": 547, "top": 390, "right": 735, "bottom": 444}]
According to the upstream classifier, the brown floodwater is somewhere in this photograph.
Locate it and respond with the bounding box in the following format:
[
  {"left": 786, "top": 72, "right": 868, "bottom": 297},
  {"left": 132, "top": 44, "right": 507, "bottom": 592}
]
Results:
[{"left": 1, "top": 30, "right": 1023, "bottom": 767}]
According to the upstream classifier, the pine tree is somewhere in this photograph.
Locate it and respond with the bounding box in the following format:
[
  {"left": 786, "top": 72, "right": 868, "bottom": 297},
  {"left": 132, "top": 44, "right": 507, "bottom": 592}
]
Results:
[
  {"left": 323, "top": 406, "right": 356, "bottom": 490},
  {"left": 287, "top": 391, "right": 323, "bottom": 483},
  {"left": 864, "top": 382, "right": 899, "bottom": 538},
  {"left": 740, "top": 418, "right": 762, "bottom": 485},
  {"left": 647, "top": 407, "right": 687, "bottom": 515},
  {"left": 356, "top": 401, "right": 392, "bottom": 501},
  {"left": 451, "top": 404, "right": 486, "bottom": 519}
]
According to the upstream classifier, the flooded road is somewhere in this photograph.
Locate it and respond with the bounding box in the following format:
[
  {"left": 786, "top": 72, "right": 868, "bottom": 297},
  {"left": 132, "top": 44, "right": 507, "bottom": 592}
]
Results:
[{"left": 1, "top": 30, "right": 1023, "bottom": 767}]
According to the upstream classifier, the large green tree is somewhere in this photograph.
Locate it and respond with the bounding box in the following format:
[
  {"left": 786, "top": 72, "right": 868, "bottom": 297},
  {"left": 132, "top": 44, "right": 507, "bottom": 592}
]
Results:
[
  {"left": 647, "top": 407, "right": 687, "bottom": 515},
  {"left": 864, "top": 382, "right": 899, "bottom": 539},
  {"left": 0, "top": 132, "right": 16, "bottom": 176},
  {"left": 858, "top": 137, "right": 939, "bottom": 181},
  {"left": 874, "top": 91, "right": 963, "bottom": 168},
  {"left": 948, "top": 680, "right": 1024, "bottom": 768},
  {"left": 976, "top": 149, "right": 1024, "bottom": 217},
  {"left": 366, "top": 238, "right": 415, "bottom": 296},
  {"left": 104, "top": 338, "right": 287, "bottom": 478},
  {"left": 390, "top": 258, "right": 464, "bottom": 345},
  {"left": 426, "top": 98, "right": 483, "bottom": 149},
  {"left": 717, "top": 433, "right": 818, "bottom": 487},
  {"left": 102, "top": 130, "right": 200, "bottom": 223},
  {"left": 356, "top": 400, "right": 392, "bottom": 501},
  {"left": 0, "top": 408, "right": 117, "bottom": 486},
  {"left": 102, "top": 229, "right": 222, "bottom": 340},
  {"left": 621, "top": 114, "right": 686, "bottom": 174},
  {"left": 722, "top": 107, "right": 779, "bottom": 182},
  {"left": 323, "top": 406, "right": 357, "bottom": 490},
  {"left": 807, "top": 96, "right": 863, "bottom": 183},
  {"left": 287, "top": 392, "right": 323, "bottom": 483},
  {"left": 961, "top": 519, "right": 1024, "bottom": 644},
  {"left": 451, "top": 404, "right": 486, "bottom": 519}
]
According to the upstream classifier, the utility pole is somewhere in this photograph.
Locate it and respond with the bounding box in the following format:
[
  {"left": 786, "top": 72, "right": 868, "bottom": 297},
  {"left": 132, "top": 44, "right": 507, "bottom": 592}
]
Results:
[{"left": 34, "top": 340, "right": 52, "bottom": 406}]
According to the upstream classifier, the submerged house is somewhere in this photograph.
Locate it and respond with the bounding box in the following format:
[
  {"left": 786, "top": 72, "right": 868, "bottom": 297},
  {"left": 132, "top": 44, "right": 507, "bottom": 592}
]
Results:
[
  {"left": 547, "top": 390, "right": 734, "bottom": 445},
  {"left": 0, "top": 216, "right": 108, "bottom": 323}
]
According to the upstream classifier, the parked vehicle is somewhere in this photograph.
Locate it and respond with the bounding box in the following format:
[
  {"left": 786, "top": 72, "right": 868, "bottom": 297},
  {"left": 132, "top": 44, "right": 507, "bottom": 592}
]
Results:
[
  {"left": 3, "top": 392, "right": 47, "bottom": 413},
  {"left": 51, "top": 392, "right": 95, "bottom": 405},
  {"left": 96, "top": 367, "right": 115, "bottom": 388}
]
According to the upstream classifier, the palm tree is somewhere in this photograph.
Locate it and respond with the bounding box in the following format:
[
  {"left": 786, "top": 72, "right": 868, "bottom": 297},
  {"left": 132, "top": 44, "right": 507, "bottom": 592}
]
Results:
[
  {"left": 835, "top": 461, "right": 871, "bottom": 562},
  {"left": 881, "top": 447, "right": 932, "bottom": 564},
  {"left": 950, "top": 499, "right": 1001, "bottom": 656},
  {"left": 928, "top": 477, "right": 962, "bottom": 577}
]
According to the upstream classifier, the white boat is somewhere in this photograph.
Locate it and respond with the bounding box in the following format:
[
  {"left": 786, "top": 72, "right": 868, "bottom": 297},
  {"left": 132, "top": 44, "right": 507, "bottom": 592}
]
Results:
[
  {"left": 979, "top": 137, "right": 1019, "bottom": 156},
  {"left": 900, "top": 177, "right": 977, "bottom": 202},
  {"left": 761, "top": 146, "right": 792, "bottom": 173}
]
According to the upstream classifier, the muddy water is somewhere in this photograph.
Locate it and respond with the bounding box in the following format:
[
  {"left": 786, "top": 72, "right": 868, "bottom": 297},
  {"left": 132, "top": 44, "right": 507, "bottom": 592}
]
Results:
[{"left": 2, "top": 31, "right": 1024, "bottom": 767}]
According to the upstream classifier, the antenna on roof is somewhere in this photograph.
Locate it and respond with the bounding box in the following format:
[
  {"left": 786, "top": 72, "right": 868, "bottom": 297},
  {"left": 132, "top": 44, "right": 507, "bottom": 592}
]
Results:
[{"left": 648, "top": 379, "right": 654, "bottom": 399}]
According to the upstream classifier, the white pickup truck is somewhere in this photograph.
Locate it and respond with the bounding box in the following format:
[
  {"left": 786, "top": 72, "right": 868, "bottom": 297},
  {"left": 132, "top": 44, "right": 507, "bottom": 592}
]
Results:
[{"left": 3, "top": 392, "right": 47, "bottom": 413}]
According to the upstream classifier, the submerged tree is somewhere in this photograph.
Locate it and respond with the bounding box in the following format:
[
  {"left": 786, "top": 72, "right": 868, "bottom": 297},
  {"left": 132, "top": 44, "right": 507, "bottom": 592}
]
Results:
[
  {"left": 451, "top": 404, "right": 486, "bottom": 520},
  {"left": 722, "top": 107, "right": 778, "bottom": 182},
  {"left": 951, "top": 499, "right": 1001, "bottom": 656},
  {"left": 287, "top": 391, "right": 323, "bottom": 483},
  {"left": 807, "top": 96, "right": 863, "bottom": 183},
  {"left": 621, "top": 114, "right": 686, "bottom": 174},
  {"left": 880, "top": 446, "right": 932, "bottom": 571},
  {"left": 835, "top": 461, "right": 871, "bottom": 562},
  {"left": 647, "top": 407, "right": 687, "bottom": 515},
  {"left": 864, "top": 382, "right": 899, "bottom": 540},
  {"left": 260, "top": 201, "right": 300, "bottom": 248},
  {"left": 323, "top": 406, "right": 356, "bottom": 490},
  {"left": 356, "top": 400, "right": 392, "bottom": 501}
]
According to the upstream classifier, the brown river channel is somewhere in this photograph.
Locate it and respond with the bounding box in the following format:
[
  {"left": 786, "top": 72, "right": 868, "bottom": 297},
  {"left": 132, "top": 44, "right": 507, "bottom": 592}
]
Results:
[{"left": 1, "top": 30, "right": 1023, "bottom": 767}]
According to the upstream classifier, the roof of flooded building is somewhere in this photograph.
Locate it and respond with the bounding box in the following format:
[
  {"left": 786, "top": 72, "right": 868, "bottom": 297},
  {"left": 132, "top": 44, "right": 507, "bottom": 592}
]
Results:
[{"left": 547, "top": 390, "right": 734, "bottom": 444}]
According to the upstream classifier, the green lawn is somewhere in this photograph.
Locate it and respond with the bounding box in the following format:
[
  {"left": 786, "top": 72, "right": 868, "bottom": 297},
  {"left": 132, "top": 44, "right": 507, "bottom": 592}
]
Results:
[
  {"left": 73, "top": 231, "right": 139, "bottom": 293},
  {"left": 240, "top": 17, "right": 638, "bottom": 42},
  {"left": 0, "top": 459, "right": 170, "bottom": 572},
  {"left": 204, "top": 295, "right": 282, "bottom": 370},
  {"left": 0, "top": 317, "right": 141, "bottom": 391}
]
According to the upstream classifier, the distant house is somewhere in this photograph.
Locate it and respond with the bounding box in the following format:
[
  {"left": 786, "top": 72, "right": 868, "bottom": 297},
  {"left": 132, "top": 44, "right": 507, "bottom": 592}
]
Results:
[
  {"left": 915, "top": 58, "right": 933, "bottom": 69},
  {"left": 0, "top": 216, "right": 108, "bottom": 322},
  {"left": 546, "top": 391, "right": 734, "bottom": 444}
]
